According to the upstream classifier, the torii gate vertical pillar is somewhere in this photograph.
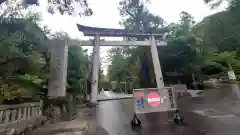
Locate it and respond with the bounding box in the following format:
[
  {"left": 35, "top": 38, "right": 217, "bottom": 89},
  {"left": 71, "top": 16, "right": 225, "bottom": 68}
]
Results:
[
  {"left": 150, "top": 35, "right": 164, "bottom": 89},
  {"left": 91, "top": 35, "right": 100, "bottom": 104}
]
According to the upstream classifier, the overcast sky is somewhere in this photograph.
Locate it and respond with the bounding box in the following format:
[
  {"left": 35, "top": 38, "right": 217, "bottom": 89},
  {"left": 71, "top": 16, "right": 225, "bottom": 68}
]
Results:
[{"left": 36, "top": 0, "right": 227, "bottom": 74}]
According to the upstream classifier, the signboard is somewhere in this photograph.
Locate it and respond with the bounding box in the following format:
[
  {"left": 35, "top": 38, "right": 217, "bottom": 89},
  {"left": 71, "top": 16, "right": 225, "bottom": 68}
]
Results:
[
  {"left": 147, "top": 92, "right": 161, "bottom": 107},
  {"left": 135, "top": 92, "right": 145, "bottom": 110},
  {"left": 133, "top": 88, "right": 177, "bottom": 114},
  {"left": 228, "top": 70, "right": 236, "bottom": 80}
]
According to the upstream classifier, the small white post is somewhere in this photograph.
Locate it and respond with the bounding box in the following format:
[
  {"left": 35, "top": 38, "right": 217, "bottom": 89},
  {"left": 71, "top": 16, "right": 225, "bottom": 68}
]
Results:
[
  {"left": 91, "top": 35, "right": 100, "bottom": 104},
  {"left": 0, "top": 110, "right": 3, "bottom": 123},
  {"left": 150, "top": 35, "right": 164, "bottom": 89},
  {"left": 17, "top": 108, "right": 22, "bottom": 120}
]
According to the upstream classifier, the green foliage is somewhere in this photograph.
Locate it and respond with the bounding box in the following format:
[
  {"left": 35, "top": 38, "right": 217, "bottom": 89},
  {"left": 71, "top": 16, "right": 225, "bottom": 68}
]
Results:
[
  {"left": 195, "top": 3, "right": 240, "bottom": 76},
  {"left": 107, "top": 47, "right": 127, "bottom": 82},
  {"left": 165, "top": 12, "right": 199, "bottom": 71},
  {"left": 0, "top": 4, "right": 90, "bottom": 103},
  {"left": 67, "top": 39, "right": 89, "bottom": 94},
  {"left": 109, "top": 0, "right": 166, "bottom": 89},
  {"left": 119, "top": 0, "right": 165, "bottom": 32},
  {"left": 0, "top": 4, "right": 49, "bottom": 103},
  {"left": 108, "top": 1, "right": 200, "bottom": 89},
  {"left": 107, "top": 0, "right": 240, "bottom": 90}
]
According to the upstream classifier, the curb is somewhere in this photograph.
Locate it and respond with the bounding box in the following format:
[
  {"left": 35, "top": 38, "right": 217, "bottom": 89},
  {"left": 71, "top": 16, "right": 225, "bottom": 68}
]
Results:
[
  {"left": 97, "top": 97, "right": 133, "bottom": 102},
  {"left": 75, "top": 97, "right": 133, "bottom": 108}
]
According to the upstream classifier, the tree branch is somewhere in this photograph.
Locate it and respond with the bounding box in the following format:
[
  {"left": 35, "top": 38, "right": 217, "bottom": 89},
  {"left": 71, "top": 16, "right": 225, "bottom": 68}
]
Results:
[
  {"left": 126, "top": 10, "right": 135, "bottom": 18},
  {"left": 0, "top": 0, "right": 6, "bottom": 5}
]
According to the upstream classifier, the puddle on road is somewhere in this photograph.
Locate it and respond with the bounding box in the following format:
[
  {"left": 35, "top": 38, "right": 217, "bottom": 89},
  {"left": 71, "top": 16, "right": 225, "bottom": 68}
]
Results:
[
  {"left": 133, "top": 123, "right": 200, "bottom": 135},
  {"left": 192, "top": 109, "right": 230, "bottom": 117}
]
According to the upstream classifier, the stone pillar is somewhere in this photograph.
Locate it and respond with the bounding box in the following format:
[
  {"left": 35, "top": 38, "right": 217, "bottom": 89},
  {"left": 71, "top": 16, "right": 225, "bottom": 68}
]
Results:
[
  {"left": 91, "top": 35, "right": 100, "bottom": 104},
  {"left": 48, "top": 39, "right": 68, "bottom": 98},
  {"left": 150, "top": 35, "right": 164, "bottom": 89}
]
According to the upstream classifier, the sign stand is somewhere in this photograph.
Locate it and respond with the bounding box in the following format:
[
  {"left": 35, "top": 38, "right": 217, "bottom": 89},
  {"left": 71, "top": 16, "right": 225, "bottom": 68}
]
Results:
[
  {"left": 131, "top": 87, "right": 184, "bottom": 127},
  {"left": 173, "top": 110, "right": 184, "bottom": 125},
  {"left": 131, "top": 113, "right": 141, "bottom": 127}
]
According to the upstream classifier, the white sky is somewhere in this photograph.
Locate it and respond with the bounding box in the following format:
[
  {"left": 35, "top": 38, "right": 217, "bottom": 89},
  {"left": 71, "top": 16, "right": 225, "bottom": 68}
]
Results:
[{"left": 36, "top": 0, "right": 227, "bottom": 74}]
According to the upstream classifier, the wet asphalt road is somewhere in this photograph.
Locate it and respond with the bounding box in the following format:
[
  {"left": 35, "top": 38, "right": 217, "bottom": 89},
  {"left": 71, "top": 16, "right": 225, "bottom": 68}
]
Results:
[{"left": 96, "top": 98, "right": 202, "bottom": 135}]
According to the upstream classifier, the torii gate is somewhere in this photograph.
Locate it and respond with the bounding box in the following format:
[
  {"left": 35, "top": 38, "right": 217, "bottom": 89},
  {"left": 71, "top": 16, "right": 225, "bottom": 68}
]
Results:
[
  {"left": 76, "top": 24, "right": 167, "bottom": 104},
  {"left": 47, "top": 24, "right": 168, "bottom": 104}
]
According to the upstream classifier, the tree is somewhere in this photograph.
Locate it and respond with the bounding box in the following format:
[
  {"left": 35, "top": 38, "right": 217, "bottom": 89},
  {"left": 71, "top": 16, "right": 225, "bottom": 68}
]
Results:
[
  {"left": 204, "top": 0, "right": 240, "bottom": 16},
  {"left": 67, "top": 39, "right": 89, "bottom": 94},
  {"left": 162, "top": 11, "right": 202, "bottom": 86},
  {"left": 119, "top": 0, "right": 165, "bottom": 32},
  {"left": 107, "top": 47, "right": 128, "bottom": 90},
  {"left": 116, "top": 2, "right": 202, "bottom": 88},
  {"left": 116, "top": 0, "right": 166, "bottom": 88},
  {"left": 109, "top": 0, "right": 240, "bottom": 90},
  {"left": 0, "top": 16, "right": 49, "bottom": 102},
  {"left": 0, "top": 3, "right": 91, "bottom": 103},
  {"left": 193, "top": 6, "right": 240, "bottom": 82},
  {"left": 194, "top": 9, "right": 240, "bottom": 71},
  {"left": 197, "top": 12, "right": 239, "bottom": 52},
  {"left": 0, "top": 0, "right": 93, "bottom": 17}
]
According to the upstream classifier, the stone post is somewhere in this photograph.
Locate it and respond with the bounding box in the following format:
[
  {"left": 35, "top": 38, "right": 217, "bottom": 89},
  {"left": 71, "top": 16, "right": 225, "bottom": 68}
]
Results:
[
  {"left": 48, "top": 39, "right": 68, "bottom": 98},
  {"left": 0, "top": 110, "right": 4, "bottom": 123}
]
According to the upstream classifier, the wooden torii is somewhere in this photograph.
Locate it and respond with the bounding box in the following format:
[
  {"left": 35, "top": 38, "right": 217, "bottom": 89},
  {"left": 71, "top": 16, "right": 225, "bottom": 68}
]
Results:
[{"left": 76, "top": 24, "right": 168, "bottom": 104}]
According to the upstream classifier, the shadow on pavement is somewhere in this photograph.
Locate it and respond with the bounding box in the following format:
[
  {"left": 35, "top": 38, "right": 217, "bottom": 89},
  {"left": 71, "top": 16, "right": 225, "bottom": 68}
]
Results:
[{"left": 178, "top": 84, "right": 240, "bottom": 135}]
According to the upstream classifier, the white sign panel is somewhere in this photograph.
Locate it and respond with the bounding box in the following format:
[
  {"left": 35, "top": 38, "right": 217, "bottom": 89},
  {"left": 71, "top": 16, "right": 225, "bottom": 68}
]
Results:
[
  {"left": 228, "top": 70, "right": 236, "bottom": 80},
  {"left": 133, "top": 88, "right": 177, "bottom": 114}
]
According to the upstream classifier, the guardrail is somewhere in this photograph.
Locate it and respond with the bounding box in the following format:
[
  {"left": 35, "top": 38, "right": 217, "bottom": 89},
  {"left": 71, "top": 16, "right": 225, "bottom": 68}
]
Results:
[{"left": 0, "top": 101, "right": 45, "bottom": 134}]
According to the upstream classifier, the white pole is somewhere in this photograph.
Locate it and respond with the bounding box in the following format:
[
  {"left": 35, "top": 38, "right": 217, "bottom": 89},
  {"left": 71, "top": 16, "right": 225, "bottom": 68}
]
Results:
[
  {"left": 150, "top": 35, "right": 164, "bottom": 89},
  {"left": 125, "top": 80, "right": 127, "bottom": 94},
  {"left": 90, "top": 35, "right": 100, "bottom": 104}
]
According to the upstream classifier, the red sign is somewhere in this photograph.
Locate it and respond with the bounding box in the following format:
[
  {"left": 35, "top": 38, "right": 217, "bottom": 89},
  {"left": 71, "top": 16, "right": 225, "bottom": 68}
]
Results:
[
  {"left": 135, "top": 92, "right": 144, "bottom": 97},
  {"left": 147, "top": 92, "right": 161, "bottom": 107}
]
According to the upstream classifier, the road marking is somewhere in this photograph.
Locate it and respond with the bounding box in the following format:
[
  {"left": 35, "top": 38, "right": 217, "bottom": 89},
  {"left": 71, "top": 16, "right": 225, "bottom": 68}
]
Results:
[{"left": 210, "top": 114, "right": 235, "bottom": 118}]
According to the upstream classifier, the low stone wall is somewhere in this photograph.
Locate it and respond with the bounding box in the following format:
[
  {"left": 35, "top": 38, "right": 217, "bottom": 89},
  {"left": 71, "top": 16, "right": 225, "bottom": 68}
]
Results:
[
  {"left": 172, "top": 84, "right": 188, "bottom": 97},
  {"left": 0, "top": 102, "right": 48, "bottom": 134}
]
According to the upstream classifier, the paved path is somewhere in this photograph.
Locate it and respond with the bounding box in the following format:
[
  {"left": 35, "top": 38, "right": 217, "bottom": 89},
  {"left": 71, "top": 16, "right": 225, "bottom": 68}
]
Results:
[
  {"left": 33, "top": 118, "right": 88, "bottom": 135},
  {"left": 96, "top": 99, "right": 202, "bottom": 135},
  {"left": 40, "top": 91, "right": 202, "bottom": 135},
  {"left": 96, "top": 89, "right": 205, "bottom": 101},
  {"left": 34, "top": 87, "right": 240, "bottom": 135}
]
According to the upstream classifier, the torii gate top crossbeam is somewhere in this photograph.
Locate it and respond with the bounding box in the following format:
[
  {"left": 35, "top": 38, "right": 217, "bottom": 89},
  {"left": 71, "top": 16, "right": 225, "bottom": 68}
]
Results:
[{"left": 77, "top": 24, "right": 168, "bottom": 37}]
